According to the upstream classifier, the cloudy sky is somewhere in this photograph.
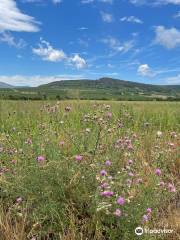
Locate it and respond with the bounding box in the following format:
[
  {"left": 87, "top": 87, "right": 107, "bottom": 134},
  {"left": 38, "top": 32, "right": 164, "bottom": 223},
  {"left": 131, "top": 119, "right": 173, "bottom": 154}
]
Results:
[{"left": 0, "top": 0, "right": 180, "bottom": 86}]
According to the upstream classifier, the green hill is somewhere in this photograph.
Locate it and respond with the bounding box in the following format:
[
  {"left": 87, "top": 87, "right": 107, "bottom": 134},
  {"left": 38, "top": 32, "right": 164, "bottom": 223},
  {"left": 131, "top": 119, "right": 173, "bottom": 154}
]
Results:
[{"left": 0, "top": 77, "right": 179, "bottom": 101}]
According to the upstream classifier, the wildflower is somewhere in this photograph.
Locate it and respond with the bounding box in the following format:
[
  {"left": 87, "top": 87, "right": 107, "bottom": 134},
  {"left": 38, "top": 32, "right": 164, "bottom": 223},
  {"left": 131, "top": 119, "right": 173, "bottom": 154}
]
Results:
[
  {"left": 147, "top": 208, "right": 152, "bottom": 214},
  {"left": 16, "top": 197, "right": 23, "bottom": 204},
  {"left": 59, "top": 141, "right": 65, "bottom": 146},
  {"left": 107, "top": 112, "right": 112, "bottom": 118},
  {"left": 105, "top": 160, "right": 111, "bottom": 166},
  {"left": 37, "top": 156, "right": 45, "bottom": 162},
  {"left": 100, "top": 170, "right": 107, "bottom": 176},
  {"left": 117, "top": 196, "right": 125, "bottom": 206},
  {"left": 128, "top": 159, "right": 133, "bottom": 165},
  {"left": 114, "top": 209, "right": 122, "bottom": 217},
  {"left": 128, "top": 172, "right": 134, "bottom": 177},
  {"left": 168, "top": 183, "right": 176, "bottom": 192},
  {"left": 75, "top": 155, "right": 83, "bottom": 161},
  {"left": 11, "top": 159, "right": 17, "bottom": 164},
  {"left": 155, "top": 168, "right": 161, "bottom": 176},
  {"left": 159, "top": 181, "right": 165, "bottom": 187},
  {"left": 100, "top": 191, "right": 114, "bottom": 197},
  {"left": 142, "top": 214, "right": 149, "bottom": 222},
  {"left": 100, "top": 182, "right": 109, "bottom": 189},
  {"left": 136, "top": 178, "right": 143, "bottom": 184}
]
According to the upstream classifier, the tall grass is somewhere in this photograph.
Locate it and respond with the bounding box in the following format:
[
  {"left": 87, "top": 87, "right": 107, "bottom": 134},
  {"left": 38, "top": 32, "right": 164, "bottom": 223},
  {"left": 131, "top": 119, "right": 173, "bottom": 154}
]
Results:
[{"left": 0, "top": 101, "right": 179, "bottom": 239}]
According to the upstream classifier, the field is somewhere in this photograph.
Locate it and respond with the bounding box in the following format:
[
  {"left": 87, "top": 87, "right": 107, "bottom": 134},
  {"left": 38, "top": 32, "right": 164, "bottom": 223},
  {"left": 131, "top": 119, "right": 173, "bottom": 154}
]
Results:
[{"left": 0, "top": 100, "right": 179, "bottom": 240}]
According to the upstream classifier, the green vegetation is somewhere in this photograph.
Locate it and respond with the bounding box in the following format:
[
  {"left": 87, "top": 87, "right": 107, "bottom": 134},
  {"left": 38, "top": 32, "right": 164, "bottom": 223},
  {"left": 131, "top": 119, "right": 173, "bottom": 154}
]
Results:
[
  {"left": 0, "top": 78, "right": 180, "bottom": 101},
  {"left": 0, "top": 100, "right": 179, "bottom": 240}
]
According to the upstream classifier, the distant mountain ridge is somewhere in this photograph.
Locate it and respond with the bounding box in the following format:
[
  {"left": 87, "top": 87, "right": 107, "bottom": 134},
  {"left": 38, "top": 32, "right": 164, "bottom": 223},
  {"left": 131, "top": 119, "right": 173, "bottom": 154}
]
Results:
[
  {"left": 0, "top": 77, "right": 179, "bottom": 101},
  {"left": 39, "top": 77, "right": 180, "bottom": 92},
  {"left": 0, "top": 82, "right": 14, "bottom": 88}
]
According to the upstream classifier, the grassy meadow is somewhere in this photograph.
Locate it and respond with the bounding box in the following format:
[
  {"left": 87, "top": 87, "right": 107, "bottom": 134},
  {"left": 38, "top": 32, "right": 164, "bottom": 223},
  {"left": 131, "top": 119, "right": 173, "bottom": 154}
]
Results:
[{"left": 0, "top": 100, "right": 179, "bottom": 240}]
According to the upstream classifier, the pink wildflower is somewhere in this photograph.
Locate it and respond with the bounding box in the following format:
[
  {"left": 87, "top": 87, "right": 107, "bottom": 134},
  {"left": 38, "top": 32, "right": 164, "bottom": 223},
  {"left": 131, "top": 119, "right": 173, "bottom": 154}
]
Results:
[
  {"left": 117, "top": 196, "right": 125, "bottom": 206},
  {"left": 100, "top": 170, "right": 107, "bottom": 176},
  {"left": 155, "top": 168, "right": 161, "bottom": 176},
  {"left": 100, "top": 191, "right": 114, "bottom": 197},
  {"left": 114, "top": 209, "right": 122, "bottom": 217},
  {"left": 75, "top": 155, "right": 83, "bottom": 161}
]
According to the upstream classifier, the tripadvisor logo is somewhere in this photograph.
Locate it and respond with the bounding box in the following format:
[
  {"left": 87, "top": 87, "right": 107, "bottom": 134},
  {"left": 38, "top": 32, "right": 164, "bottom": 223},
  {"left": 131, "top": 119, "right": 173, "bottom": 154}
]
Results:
[{"left": 135, "top": 227, "right": 144, "bottom": 236}]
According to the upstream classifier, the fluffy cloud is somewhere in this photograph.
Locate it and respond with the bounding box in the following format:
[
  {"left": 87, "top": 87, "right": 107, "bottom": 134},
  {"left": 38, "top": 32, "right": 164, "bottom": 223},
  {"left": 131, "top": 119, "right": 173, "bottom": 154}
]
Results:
[
  {"left": 70, "top": 54, "right": 87, "bottom": 69},
  {"left": 22, "top": 0, "right": 62, "bottom": 3},
  {"left": 0, "top": 0, "right": 39, "bottom": 32},
  {"left": 154, "top": 26, "right": 180, "bottom": 49},
  {"left": 33, "top": 38, "right": 66, "bottom": 62},
  {"left": 0, "top": 75, "right": 84, "bottom": 87},
  {"left": 137, "top": 64, "right": 156, "bottom": 77},
  {"left": 120, "top": 16, "right": 143, "bottom": 24},
  {"left": 102, "top": 37, "right": 134, "bottom": 53},
  {"left": 0, "top": 32, "right": 26, "bottom": 48},
  {"left": 33, "top": 38, "right": 87, "bottom": 69},
  {"left": 129, "top": 0, "right": 180, "bottom": 5},
  {"left": 81, "top": 0, "right": 113, "bottom": 3},
  {"left": 101, "top": 12, "right": 113, "bottom": 23}
]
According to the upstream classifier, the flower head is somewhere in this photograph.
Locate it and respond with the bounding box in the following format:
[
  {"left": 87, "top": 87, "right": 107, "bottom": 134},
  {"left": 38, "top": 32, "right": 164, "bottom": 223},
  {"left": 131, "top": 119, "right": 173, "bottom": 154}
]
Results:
[
  {"left": 105, "top": 160, "right": 111, "bottom": 166},
  {"left": 100, "top": 191, "right": 114, "bottom": 197},
  {"left": 37, "top": 155, "right": 45, "bottom": 162},
  {"left": 117, "top": 196, "right": 125, "bottom": 206},
  {"left": 168, "top": 183, "right": 176, "bottom": 192},
  {"left": 100, "top": 170, "right": 107, "bottom": 176},
  {"left": 155, "top": 168, "right": 161, "bottom": 176},
  {"left": 75, "top": 155, "right": 83, "bottom": 161},
  {"left": 114, "top": 208, "right": 122, "bottom": 217},
  {"left": 147, "top": 208, "right": 152, "bottom": 214}
]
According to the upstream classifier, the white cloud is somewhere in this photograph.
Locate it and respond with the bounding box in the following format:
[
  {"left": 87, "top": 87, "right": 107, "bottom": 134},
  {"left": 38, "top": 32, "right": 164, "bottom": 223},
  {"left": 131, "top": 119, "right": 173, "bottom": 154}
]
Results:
[
  {"left": 165, "top": 74, "right": 180, "bottom": 84},
  {"left": 99, "top": 0, "right": 113, "bottom": 3},
  {"left": 33, "top": 38, "right": 87, "bottom": 69},
  {"left": 130, "top": 0, "right": 180, "bottom": 5},
  {"left": 0, "top": 32, "right": 26, "bottom": 48},
  {"left": 22, "top": 0, "right": 62, "bottom": 3},
  {"left": 70, "top": 54, "right": 87, "bottom": 69},
  {"left": 52, "top": 0, "right": 62, "bottom": 4},
  {"left": 33, "top": 38, "right": 66, "bottom": 62},
  {"left": 120, "top": 16, "right": 143, "bottom": 24},
  {"left": 154, "top": 26, "right": 180, "bottom": 49},
  {"left": 0, "top": 0, "right": 39, "bottom": 32},
  {"left": 81, "top": 0, "right": 113, "bottom": 3},
  {"left": 102, "top": 37, "right": 134, "bottom": 53},
  {"left": 137, "top": 64, "right": 156, "bottom": 77},
  {"left": 101, "top": 12, "right": 113, "bottom": 23},
  {"left": 0, "top": 75, "right": 85, "bottom": 87}
]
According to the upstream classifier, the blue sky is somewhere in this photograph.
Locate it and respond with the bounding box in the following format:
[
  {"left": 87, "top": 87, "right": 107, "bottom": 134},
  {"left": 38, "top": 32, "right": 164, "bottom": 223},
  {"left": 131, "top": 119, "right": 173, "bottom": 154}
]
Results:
[{"left": 0, "top": 0, "right": 180, "bottom": 86}]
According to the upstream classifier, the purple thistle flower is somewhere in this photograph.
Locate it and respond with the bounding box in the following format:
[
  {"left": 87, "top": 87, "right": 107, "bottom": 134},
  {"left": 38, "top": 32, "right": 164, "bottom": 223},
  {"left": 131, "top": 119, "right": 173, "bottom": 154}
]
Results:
[
  {"left": 142, "top": 214, "right": 149, "bottom": 222},
  {"left": 100, "top": 191, "right": 114, "bottom": 197},
  {"left": 75, "top": 155, "right": 83, "bottom": 161},
  {"left": 16, "top": 197, "right": 23, "bottom": 204},
  {"left": 117, "top": 196, "right": 125, "bottom": 206},
  {"left": 168, "top": 183, "right": 176, "bottom": 192},
  {"left": 100, "top": 170, "right": 107, "bottom": 176},
  {"left": 100, "top": 182, "right": 109, "bottom": 189},
  {"left": 128, "top": 159, "right": 133, "bottom": 165},
  {"left": 105, "top": 160, "right": 111, "bottom": 166},
  {"left": 114, "top": 209, "right": 122, "bottom": 217},
  {"left": 147, "top": 208, "right": 152, "bottom": 214},
  {"left": 37, "top": 155, "right": 45, "bottom": 162},
  {"left": 155, "top": 168, "right": 161, "bottom": 176}
]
